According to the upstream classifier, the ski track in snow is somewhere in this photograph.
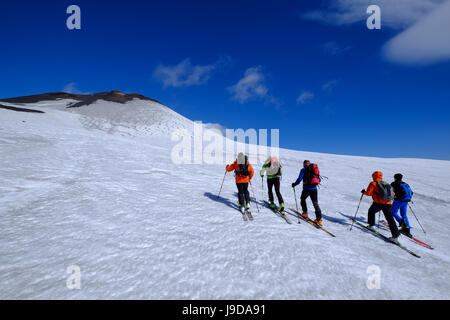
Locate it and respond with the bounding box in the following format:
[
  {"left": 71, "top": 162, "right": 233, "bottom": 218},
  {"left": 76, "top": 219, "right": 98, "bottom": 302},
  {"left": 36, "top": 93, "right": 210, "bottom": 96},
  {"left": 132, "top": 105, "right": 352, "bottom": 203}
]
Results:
[{"left": 0, "top": 99, "right": 449, "bottom": 299}]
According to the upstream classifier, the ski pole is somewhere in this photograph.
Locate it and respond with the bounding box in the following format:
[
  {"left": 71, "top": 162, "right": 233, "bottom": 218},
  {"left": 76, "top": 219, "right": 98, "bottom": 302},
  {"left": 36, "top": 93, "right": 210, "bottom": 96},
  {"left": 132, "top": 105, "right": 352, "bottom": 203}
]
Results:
[
  {"left": 261, "top": 176, "right": 264, "bottom": 201},
  {"left": 408, "top": 203, "right": 426, "bottom": 234},
  {"left": 350, "top": 193, "right": 364, "bottom": 231},
  {"left": 217, "top": 171, "right": 227, "bottom": 198},
  {"left": 249, "top": 180, "right": 260, "bottom": 212},
  {"left": 377, "top": 211, "right": 381, "bottom": 230},
  {"left": 293, "top": 186, "right": 300, "bottom": 224}
]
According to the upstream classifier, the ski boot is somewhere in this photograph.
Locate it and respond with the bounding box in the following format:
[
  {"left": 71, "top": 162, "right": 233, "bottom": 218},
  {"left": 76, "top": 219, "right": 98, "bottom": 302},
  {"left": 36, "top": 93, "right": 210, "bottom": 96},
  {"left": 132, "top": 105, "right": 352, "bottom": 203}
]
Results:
[
  {"left": 400, "top": 226, "right": 412, "bottom": 238},
  {"left": 301, "top": 212, "right": 308, "bottom": 219},
  {"left": 367, "top": 224, "right": 376, "bottom": 231},
  {"left": 388, "top": 236, "right": 400, "bottom": 245},
  {"left": 269, "top": 202, "right": 276, "bottom": 210},
  {"left": 314, "top": 219, "right": 323, "bottom": 226},
  {"left": 246, "top": 201, "right": 251, "bottom": 211},
  {"left": 240, "top": 206, "right": 246, "bottom": 214},
  {"left": 398, "top": 219, "right": 407, "bottom": 229},
  {"left": 278, "top": 203, "right": 285, "bottom": 212}
]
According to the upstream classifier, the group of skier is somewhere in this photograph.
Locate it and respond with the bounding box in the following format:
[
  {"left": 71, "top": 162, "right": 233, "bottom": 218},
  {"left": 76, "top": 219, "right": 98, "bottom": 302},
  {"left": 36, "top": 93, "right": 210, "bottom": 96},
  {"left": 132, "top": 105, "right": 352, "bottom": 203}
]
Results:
[
  {"left": 360, "top": 171, "right": 414, "bottom": 243},
  {"left": 224, "top": 153, "right": 414, "bottom": 244}
]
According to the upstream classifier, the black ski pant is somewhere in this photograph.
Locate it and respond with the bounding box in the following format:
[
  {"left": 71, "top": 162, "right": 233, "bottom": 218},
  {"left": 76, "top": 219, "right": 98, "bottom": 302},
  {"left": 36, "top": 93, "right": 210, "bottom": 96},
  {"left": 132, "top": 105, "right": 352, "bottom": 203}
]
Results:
[
  {"left": 300, "top": 189, "right": 322, "bottom": 221},
  {"left": 267, "top": 177, "right": 284, "bottom": 205},
  {"left": 368, "top": 202, "right": 400, "bottom": 238},
  {"left": 236, "top": 183, "right": 250, "bottom": 206}
]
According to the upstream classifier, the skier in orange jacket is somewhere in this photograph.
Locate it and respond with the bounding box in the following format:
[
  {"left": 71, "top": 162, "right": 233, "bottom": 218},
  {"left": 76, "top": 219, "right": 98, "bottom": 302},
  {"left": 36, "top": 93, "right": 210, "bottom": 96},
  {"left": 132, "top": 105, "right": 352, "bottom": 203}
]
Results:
[
  {"left": 226, "top": 152, "right": 254, "bottom": 213},
  {"left": 362, "top": 171, "right": 401, "bottom": 243}
]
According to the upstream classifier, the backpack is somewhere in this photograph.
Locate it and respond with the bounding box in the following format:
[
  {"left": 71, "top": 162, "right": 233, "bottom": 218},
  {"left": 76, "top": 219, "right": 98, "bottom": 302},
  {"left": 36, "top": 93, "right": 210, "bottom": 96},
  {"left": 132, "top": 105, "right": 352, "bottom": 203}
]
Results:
[
  {"left": 303, "top": 164, "right": 320, "bottom": 185},
  {"left": 376, "top": 181, "right": 394, "bottom": 201},
  {"left": 235, "top": 156, "right": 250, "bottom": 177},
  {"left": 398, "top": 183, "right": 413, "bottom": 202},
  {"left": 267, "top": 157, "right": 281, "bottom": 176}
]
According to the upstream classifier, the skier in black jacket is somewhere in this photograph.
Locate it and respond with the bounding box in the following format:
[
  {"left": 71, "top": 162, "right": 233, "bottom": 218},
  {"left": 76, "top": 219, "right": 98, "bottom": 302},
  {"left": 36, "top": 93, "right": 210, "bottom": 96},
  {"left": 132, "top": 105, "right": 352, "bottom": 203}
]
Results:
[{"left": 391, "top": 173, "right": 413, "bottom": 237}]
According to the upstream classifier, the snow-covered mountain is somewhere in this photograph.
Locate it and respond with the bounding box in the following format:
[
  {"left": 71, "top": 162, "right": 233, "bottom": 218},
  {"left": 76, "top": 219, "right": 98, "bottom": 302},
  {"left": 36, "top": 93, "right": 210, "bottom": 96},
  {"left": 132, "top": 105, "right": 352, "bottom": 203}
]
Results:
[
  {"left": 1, "top": 91, "right": 194, "bottom": 137},
  {"left": 0, "top": 92, "right": 449, "bottom": 299}
]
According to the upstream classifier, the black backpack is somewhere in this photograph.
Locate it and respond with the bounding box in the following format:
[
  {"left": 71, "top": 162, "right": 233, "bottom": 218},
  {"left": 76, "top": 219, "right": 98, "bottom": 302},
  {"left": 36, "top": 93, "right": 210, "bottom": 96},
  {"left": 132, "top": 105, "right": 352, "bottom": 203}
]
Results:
[
  {"left": 377, "top": 181, "right": 394, "bottom": 201},
  {"left": 236, "top": 156, "right": 250, "bottom": 177}
]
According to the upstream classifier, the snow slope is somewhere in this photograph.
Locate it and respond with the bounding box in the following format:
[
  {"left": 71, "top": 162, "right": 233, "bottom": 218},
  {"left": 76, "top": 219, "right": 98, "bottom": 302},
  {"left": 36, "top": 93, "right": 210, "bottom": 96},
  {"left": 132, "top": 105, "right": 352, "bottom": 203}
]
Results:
[{"left": 0, "top": 96, "right": 449, "bottom": 299}]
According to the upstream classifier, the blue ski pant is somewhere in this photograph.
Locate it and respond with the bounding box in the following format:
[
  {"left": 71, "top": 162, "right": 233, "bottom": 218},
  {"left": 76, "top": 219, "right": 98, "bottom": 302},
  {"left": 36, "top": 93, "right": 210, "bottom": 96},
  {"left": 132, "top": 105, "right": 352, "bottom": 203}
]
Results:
[{"left": 392, "top": 200, "right": 411, "bottom": 228}]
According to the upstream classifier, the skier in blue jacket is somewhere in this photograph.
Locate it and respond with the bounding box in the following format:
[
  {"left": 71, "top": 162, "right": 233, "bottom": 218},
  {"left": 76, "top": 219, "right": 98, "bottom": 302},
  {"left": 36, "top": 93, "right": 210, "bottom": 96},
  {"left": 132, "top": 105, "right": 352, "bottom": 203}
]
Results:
[
  {"left": 291, "top": 160, "right": 323, "bottom": 225},
  {"left": 391, "top": 173, "right": 413, "bottom": 237}
]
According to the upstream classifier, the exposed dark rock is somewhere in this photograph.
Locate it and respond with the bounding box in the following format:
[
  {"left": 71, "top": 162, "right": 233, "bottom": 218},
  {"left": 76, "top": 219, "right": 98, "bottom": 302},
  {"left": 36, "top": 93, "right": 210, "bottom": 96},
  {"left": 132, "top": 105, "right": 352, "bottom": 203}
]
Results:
[
  {"left": 0, "top": 92, "right": 79, "bottom": 104},
  {"left": 0, "top": 91, "right": 160, "bottom": 108},
  {"left": 0, "top": 104, "right": 45, "bottom": 113}
]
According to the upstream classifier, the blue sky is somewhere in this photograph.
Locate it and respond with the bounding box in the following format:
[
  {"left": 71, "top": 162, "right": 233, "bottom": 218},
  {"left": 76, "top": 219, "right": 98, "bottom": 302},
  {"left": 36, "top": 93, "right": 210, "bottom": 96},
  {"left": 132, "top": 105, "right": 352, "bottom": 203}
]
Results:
[{"left": 1, "top": 0, "right": 449, "bottom": 159}]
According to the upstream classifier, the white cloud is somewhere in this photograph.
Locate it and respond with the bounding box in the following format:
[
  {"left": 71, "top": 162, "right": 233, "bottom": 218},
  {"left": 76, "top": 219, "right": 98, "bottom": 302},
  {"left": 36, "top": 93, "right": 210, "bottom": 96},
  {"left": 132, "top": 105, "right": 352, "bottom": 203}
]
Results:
[
  {"left": 302, "top": 0, "right": 444, "bottom": 29},
  {"left": 302, "top": 0, "right": 450, "bottom": 66},
  {"left": 296, "top": 91, "right": 314, "bottom": 104},
  {"left": 382, "top": 0, "right": 450, "bottom": 65},
  {"left": 228, "top": 66, "right": 278, "bottom": 105},
  {"left": 154, "top": 58, "right": 217, "bottom": 88},
  {"left": 322, "top": 80, "right": 338, "bottom": 92},
  {"left": 62, "top": 82, "right": 90, "bottom": 94}
]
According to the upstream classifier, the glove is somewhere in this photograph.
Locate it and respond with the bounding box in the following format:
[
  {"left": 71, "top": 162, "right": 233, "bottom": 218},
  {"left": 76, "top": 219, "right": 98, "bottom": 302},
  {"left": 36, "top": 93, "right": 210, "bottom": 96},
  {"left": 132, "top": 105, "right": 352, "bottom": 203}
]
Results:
[
  {"left": 292, "top": 183, "right": 296, "bottom": 188},
  {"left": 226, "top": 165, "right": 229, "bottom": 170},
  {"left": 361, "top": 189, "right": 366, "bottom": 194},
  {"left": 260, "top": 174, "right": 264, "bottom": 178}
]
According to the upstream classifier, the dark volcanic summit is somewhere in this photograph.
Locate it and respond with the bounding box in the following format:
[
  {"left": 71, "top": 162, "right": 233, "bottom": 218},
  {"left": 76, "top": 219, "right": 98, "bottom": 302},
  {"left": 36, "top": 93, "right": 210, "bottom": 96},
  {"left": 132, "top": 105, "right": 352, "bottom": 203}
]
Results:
[{"left": 0, "top": 91, "right": 160, "bottom": 108}]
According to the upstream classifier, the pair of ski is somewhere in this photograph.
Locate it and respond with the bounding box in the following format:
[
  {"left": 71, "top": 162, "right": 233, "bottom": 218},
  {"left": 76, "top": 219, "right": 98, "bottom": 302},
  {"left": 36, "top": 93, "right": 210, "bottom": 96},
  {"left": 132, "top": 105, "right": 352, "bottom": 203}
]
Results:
[
  {"left": 289, "top": 208, "right": 336, "bottom": 237},
  {"left": 264, "top": 201, "right": 292, "bottom": 224},
  {"left": 379, "top": 221, "right": 434, "bottom": 250},
  {"left": 350, "top": 218, "right": 421, "bottom": 258},
  {"left": 235, "top": 201, "right": 254, "bottom": 221},
  {"left": 241, "top": 209, "right": 253, "bottom": 221}
]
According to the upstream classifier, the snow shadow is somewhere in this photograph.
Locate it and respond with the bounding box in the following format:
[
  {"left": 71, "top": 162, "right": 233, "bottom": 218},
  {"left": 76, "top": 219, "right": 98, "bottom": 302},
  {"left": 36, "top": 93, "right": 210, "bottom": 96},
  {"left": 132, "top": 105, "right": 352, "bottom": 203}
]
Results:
[
  {"left": 231, "top": 192, "right": 266, "bottom": 209},
  {"left": 338, "top": 211, "right": 365, "bottom": 225},
  {"left": 337, "top": 211, "right": 388, "bottom": 229},
  {"left": 203, "top": 192, "right": 240, "bottom": 211},
  {"left": 248, "top": 196, "right": 266, "bottom": 208},
  {"left": 321, "top": 213, "right": 348, "bottom": 226},
  {"left": 337, "top": 212, "right": 392, "bottom": 241},
  {"left": 285, "top": 210, "right": 301, "bottom": 220}
]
